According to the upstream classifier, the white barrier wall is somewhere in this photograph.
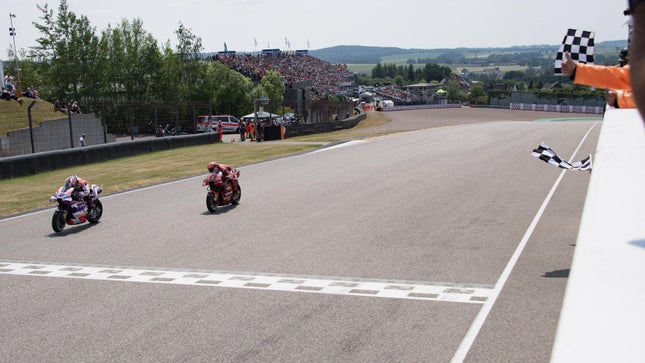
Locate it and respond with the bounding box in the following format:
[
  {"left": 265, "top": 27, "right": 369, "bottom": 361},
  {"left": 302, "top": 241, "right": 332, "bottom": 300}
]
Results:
[
  {"left": 510, "top": 102, "right": 605, "bottom": 114},
  {"left": 0, "top": 114, "right": 110, "bottom": 157},
  {"left": 551, "top": 108, "right": 645, "bottom": 362}
]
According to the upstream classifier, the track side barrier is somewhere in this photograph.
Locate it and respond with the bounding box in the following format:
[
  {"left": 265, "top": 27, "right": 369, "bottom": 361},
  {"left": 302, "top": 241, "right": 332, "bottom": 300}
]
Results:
[
  {"left": 0, "top": 133, "right": 219, "bottom": 179},
  {"left": 551, "top": 108, "right": 645, "bottom": 362}
]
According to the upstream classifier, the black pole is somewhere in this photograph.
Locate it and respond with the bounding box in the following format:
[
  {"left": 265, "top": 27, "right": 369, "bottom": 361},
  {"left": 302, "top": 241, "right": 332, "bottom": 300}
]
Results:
[
  {"left": 67, "top": 105, "right": 74, "bottom": 148},
  {"left": 27, "top": 100, "right": 37, "bottom": 153}
]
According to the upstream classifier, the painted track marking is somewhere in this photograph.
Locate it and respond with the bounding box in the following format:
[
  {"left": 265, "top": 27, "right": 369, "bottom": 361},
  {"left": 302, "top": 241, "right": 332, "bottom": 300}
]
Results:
[{"left": 0, "top": 260, "right": 493, "bottom": 304}]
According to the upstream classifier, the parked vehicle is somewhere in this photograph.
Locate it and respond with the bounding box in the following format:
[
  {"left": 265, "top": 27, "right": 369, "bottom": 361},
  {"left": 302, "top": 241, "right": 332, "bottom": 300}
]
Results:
[
  {"left": 196, "top": 115, "right": 241, "bottom": 133},
  {"left": 202, "top": 169, "right": 241, "bottom": 213},
  {"left": 156, "top": 124, "right": 188, "bottom": 136},
  {"left": 50, "top": 184, "right": 103, "bottom": 233}
]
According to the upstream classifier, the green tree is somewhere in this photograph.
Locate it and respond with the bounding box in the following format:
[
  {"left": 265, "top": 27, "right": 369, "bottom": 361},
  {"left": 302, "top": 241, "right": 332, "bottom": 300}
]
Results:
[
  {"left": 260, "top": 70, "right": 286, "bottom": 113},
  {"left": 503, "top": 70, "right": 526, "bottom": 82},
  {"left": 100, "top": 19, "right": 163, "bottom": 102},
  {"left": 422, "top": 63, "right": 452, "bottom": 82},
  {"left": 32, "top": 0, "right": 101, "bottom": 101},
  {"left": 445, "top": 80, "right": 464, "bottom": 103},
  {"left": 13, "top": 53, "right": 45, "bottom": 99},
  {"left": 157, "top": 41, "right": 182, "bottom": 103},
  {"left": 174, "top": 23, "right": 206, "bottom": 100},
  {"left": 468, "top": 82, "right": 487, "bottom": 105},
  {"left": 394, "top": 75, "right": 404, "bottom": 87},
  {"left": 372, "top": 63, "right": 384, "bottom": 79},
  {"left": 407, "top": 64, "right": 415, "bottom": 82},
  {"left": 208, "top": 61, "right": 253, "bottom": 116}
]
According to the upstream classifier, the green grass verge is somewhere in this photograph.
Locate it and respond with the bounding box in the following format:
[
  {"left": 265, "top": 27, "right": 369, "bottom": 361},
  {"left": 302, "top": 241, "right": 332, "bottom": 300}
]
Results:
[
  {"left": 0, "top": 111, "right": 395, "bottom": 217},
  {"left": 0, "top": 98, "right": 66, "bottom": 136},
  {"left": 0, "top": 142, "right": 320, "bottom": 217}
]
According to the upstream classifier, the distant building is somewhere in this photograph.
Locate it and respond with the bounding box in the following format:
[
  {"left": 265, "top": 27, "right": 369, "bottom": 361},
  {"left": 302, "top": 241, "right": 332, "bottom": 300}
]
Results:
[{"left": 403, "top": 82, "right": 443, "bottom": 102}]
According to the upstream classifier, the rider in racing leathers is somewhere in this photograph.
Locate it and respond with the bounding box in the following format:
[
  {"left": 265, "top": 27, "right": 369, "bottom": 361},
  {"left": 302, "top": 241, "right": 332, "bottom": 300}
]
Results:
[
  {"left": 64, "top": 175, "right": 90, "bottom": 202},
  {"left": 207, "top": 161, "right": 236, "bottom": 189}
]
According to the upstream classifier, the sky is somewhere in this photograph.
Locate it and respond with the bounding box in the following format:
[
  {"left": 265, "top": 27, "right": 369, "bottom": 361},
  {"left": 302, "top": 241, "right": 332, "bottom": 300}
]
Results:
[{"left": 1, "top": 0, "right": 632, "bottom": 57}]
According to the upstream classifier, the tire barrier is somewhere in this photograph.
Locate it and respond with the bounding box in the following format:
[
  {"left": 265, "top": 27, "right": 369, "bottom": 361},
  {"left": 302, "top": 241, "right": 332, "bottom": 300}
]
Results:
[
  {"left": 283, "top": 112, "right": 365, "bottom": 138},
  {"left": 0, "top": 133, "right": 219, "bottom": 179}
]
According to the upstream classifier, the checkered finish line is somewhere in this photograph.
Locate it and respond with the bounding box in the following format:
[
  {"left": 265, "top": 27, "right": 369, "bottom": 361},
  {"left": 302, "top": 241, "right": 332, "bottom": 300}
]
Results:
[
  {"left": 554, "top": 28, "right": 595, "bottom": 75},
  {"left": 0, "top": 261, "right": 493, "bottom": 304}
]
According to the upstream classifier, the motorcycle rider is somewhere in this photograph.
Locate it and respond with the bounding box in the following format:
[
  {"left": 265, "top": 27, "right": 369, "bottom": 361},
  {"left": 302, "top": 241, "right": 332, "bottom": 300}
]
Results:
[
  {"left": 63, "top": 175, "right": 90, "bottom": 202},
  {"left": 207, "top": 161, "right": 237, "bottom": 189}
]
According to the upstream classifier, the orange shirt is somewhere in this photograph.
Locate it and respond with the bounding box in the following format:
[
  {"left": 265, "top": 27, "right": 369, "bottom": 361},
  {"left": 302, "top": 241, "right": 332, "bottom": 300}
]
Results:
[{"left": 574, "top": 64, "right": 635, "bottom": 108}]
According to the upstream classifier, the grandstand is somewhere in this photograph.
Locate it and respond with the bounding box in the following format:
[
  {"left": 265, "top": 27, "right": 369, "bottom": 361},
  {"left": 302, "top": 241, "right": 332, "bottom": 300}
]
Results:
[{"left": 212, "top": 51, "right": 357, "bottom": 100}]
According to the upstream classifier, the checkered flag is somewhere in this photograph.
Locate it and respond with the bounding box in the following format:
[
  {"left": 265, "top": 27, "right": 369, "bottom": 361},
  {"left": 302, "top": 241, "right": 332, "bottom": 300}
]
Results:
[
  {"left": 531, "top": 143, "right": 592, "bottom": 171},
  {"left": 554, "top": 29, "right": 595, "bottom": 75}
]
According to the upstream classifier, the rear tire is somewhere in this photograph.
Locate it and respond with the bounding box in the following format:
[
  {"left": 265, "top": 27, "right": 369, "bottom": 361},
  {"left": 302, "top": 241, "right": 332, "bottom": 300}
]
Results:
[
  {"left": 52, "top": 210, "right": 66, "bottom": 233},
  {"left": 206, "top": 192, "right": 217, "bottom": 213},
  {"left": 88, "top": 200, "right": 103, "bottom": 223}
]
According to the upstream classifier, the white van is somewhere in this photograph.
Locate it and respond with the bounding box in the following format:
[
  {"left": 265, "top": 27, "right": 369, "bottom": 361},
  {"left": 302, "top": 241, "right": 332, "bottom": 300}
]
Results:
[{"left": 196, "top": 115, "right": 241, "bottom": 133}]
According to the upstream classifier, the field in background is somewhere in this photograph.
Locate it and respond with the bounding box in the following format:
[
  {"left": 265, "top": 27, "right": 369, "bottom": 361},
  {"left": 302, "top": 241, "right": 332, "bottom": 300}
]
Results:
[
  {"left": 346, "top": 63, "right": 529, "bottom": 77},
  {"left": 345, "top": 45, "right": 623, "bottom": 77}
]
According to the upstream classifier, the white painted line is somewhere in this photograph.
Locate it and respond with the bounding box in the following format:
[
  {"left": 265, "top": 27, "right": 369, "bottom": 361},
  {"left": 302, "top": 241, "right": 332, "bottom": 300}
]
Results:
[
  {"left": 309, "top": 140, "right": 366, "bottom": 153},
  {"left": 0, "top": 261, "right": 493, "bottom": 304},
  {"left": 450, "top": 122, "right": 599, "bottom": 363}
]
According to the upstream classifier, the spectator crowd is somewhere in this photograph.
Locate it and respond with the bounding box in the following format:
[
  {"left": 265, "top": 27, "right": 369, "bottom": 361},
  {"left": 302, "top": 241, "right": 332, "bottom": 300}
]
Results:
[
  {"left": 374, "top": 85, "right": 420, "bottom": 103},
  {"left": 214, "top": 52, "right": 355, "bottom": 100}
]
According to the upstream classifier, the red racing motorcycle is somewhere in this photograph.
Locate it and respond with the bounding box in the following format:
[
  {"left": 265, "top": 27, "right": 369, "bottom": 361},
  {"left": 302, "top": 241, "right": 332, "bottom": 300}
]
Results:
[{"left": 202, "top": 169, "right": 241, "bottom": 213}]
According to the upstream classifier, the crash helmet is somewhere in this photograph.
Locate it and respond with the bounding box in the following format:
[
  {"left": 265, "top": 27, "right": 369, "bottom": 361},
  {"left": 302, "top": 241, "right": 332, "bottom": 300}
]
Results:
[
  {"left": 65, "top": 175, "right": 79, "bottom": 189},
  {"left": 207, "top": 161, "right": 218, "bottom": 173}
]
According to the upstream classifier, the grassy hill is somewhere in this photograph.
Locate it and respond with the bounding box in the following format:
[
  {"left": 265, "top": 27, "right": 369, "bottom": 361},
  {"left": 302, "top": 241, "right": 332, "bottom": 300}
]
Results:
[
  {"left": 310, "top": 40, "right": 627, "bottom": 65},
  {"left": 0, "top": 98, "right": 66, "bottom": 137}
]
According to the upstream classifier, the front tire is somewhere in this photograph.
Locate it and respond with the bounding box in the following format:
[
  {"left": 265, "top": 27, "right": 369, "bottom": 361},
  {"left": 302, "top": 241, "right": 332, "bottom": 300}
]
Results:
[
  {"left": 231, "top": 184, "right": 241, "bottom": 205},
  {"left": 206, "top": 192, "right": 217, "bottom": 213},
  {"left": 88, "top": 200, "right": 103, "bottom": 223},
  {"left": 52, "top": 210, "right": 66, "bottom": 233}
]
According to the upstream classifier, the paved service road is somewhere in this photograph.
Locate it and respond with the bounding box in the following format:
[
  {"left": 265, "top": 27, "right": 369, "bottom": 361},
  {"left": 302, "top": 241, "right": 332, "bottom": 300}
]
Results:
[{"left": 0, "top": 109, "right": 601, "bottom": 362}]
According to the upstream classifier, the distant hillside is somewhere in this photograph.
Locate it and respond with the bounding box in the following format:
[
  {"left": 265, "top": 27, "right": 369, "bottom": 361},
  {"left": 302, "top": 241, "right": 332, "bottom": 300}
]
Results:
[
  {"left": 309, "top": 40, "right": 627, "bottom": 64},
  {"left": 309, "top": 45, "right": 424, "bottom": 64}
]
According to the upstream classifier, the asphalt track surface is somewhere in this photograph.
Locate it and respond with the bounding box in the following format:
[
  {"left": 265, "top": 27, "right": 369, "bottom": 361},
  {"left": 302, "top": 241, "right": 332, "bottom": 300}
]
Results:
[{"left": 0, "top": 108, "right": 601, "bottom": 362}]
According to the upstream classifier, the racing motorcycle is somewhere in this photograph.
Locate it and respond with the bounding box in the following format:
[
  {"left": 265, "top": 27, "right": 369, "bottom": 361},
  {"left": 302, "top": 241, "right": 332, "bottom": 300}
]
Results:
[
  {"left": 202, "top": 169, "right": 241, "bottom": 213},
  {"left": 50, "top": 184, "right": 103, "bottom": 233}
]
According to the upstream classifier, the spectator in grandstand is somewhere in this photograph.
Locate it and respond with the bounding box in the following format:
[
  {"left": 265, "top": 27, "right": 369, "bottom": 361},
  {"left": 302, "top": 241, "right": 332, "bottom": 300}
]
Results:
[{"left": 214, "top": 52, "right": 354, "bottom": 101}]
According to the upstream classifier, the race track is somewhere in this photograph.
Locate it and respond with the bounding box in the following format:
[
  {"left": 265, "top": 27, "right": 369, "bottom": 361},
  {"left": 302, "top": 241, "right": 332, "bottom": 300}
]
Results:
[{"left": 0, "top": 108, "right": 601, "bottom": 362}]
